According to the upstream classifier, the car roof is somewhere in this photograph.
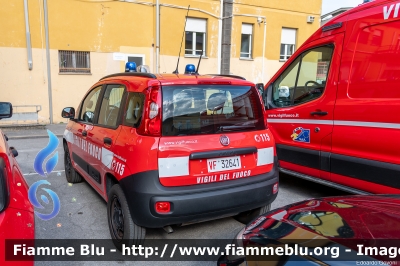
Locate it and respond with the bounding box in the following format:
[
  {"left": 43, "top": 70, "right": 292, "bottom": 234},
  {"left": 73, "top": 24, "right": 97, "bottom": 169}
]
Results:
[{"left": 98, "top": 73, "right": 256, "bottom": 91}]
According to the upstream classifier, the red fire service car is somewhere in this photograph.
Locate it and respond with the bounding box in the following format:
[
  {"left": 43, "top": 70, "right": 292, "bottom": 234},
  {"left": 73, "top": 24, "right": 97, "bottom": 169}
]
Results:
[
  {"left": 0, "top": 102, "right": 34, "bottom": 266},
  {"left": 61, "top": 65, "right": 279, "bottom": 249},
  {"left": 261, "top": 0, "right": 400, "bottom": 194}
]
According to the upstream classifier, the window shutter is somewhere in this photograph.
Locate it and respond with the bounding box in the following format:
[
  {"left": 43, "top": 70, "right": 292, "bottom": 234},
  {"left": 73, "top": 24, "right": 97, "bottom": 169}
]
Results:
[
  {"left": 281, "top": 28, "right": 296, "bottom": 44},
  {"left": 185, "top": 18, "right": 207, "bottom": 33},
  {"left": 242, "top": 24, "right": 253, "bottom": 35}
]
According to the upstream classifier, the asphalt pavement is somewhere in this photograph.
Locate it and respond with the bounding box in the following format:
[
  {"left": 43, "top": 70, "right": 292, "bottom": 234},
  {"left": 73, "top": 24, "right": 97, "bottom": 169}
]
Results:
[{"left": 5, "top": 125, "right": 349, "bottom": 266}]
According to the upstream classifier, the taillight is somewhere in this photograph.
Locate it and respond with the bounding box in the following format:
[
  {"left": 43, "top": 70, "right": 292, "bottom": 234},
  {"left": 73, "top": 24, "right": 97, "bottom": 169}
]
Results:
[
  {"left": 137, "top": 85, "right": 162, "bottom": 136},
  {"left": 155, "top": 202, "right": 171, "bottom": 213}
]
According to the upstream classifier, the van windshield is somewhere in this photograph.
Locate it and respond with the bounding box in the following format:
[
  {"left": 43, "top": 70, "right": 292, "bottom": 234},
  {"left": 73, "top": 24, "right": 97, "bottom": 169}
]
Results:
[{"left": 161, "top": 85, "right": 265, "bottom": 136}]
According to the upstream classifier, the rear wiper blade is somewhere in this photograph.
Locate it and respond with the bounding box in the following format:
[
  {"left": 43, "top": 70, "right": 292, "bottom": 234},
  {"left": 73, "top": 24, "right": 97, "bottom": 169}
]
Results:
[{"left": 219, "top": 125, "right": 256, "bottom": 131}]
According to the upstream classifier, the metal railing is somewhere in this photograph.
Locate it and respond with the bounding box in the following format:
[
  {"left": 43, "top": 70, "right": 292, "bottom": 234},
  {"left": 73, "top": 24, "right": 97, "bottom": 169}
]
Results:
[{"left": 0, "top": 105, "right": 42, "bottom": 124}]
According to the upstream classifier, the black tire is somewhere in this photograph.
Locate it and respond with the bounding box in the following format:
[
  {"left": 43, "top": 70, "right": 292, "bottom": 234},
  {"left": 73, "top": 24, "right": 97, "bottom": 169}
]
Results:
[
  {"left": 63, "top": 143, "right": 82, "bottom": 183},
  {"left": 107, "top": 184, "right": 146, "bottom": 251},
  {"left": 234, "top": 204, "right": 271, "bottom": 224}
]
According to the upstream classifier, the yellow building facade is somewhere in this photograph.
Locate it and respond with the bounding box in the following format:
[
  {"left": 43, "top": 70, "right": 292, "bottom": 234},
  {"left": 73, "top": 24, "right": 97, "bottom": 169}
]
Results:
[{"left": 0, "top": 0, "right": 322, "bottom": 124}]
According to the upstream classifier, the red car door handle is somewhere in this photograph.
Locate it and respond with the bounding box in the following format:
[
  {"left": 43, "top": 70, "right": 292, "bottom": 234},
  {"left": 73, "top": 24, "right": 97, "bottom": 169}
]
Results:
[
  {"left": 310, "top": 111, "right": 328, "bottom": 116},
  {"left": 104, "top": 137, "right": 112, "bottom": 145}
]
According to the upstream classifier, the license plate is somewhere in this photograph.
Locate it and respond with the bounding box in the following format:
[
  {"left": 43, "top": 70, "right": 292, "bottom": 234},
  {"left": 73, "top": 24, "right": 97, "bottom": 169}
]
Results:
[{"left": 207, "top": 156, "right": 241, "bottom": 173}]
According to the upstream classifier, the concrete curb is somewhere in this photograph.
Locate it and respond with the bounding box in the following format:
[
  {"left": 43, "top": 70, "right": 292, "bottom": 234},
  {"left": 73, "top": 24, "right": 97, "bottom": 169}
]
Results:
[{"left": 7, "top": 134, "right": 64, "bottom": 140}]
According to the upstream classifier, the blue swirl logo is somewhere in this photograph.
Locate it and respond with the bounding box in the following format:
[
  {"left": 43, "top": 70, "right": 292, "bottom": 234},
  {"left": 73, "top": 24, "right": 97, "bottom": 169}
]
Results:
[
  {"left": 29, "top": 130, "right": 61, "bottom": 220},
  {"left": 28, "top": 180, "right": 60, "bottom": 220}
]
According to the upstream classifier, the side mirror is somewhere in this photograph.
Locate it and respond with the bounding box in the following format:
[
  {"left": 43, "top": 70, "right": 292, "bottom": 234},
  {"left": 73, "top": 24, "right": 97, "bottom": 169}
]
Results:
[
  {"left": 61, "top": 107, "right": 75, "bottom": 119},
  {"left": 256, "top": 83, "right": 264, "bottom": 97},
  {"left": 0, "top": 102, "right": 12, "bottom": 120}
]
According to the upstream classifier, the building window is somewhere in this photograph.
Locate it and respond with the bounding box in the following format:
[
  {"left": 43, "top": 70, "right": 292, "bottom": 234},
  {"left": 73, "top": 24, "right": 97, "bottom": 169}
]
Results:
[
  {"left": 280, "top": 28, "right": 297, "bottom": 61},
  {"left": 185, "top": 18, "right": 206, "bottom": 56},
  {"left": 59, "top": 50, "right": 91, "bottom": 73},
  {"left": 240, "top": 24, "right": 253, "bottom": 58}
]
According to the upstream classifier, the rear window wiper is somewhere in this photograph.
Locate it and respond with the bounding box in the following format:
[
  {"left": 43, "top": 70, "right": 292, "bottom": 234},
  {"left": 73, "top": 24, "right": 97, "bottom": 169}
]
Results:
[{"left": 218, "top": 125, "right": 256, "bottom": 132}]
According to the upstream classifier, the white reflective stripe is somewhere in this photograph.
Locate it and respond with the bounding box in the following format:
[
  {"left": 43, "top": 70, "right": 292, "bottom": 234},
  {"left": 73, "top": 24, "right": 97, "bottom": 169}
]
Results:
[
  {"left": 101, "top": 147, "right": 114, "bottom": 169},
  {"left": 63, "top": 129, "right": 74, "bottom": 143},
  {"left": 335, "top": 120, "right": 400, "bottom": 129},
  {"left": 257, "top": 147, "right": 274, "bottom": 166},
  {"left": 158, "top": 157, "right": 189, "bottom": 178},
  {"left": 267, "top": 118, "right": 400, "bottom": 129},
  {"left": 267, "top": 119, "right": 334, "bottom": 125}
]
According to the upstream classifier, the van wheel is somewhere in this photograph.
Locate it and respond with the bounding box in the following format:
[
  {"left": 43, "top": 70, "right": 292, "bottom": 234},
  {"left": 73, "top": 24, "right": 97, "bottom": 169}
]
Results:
[
  {"left": 63, "top": 143, "right": 82, "bottom": 183},
  {"left": 234, "top": 204, "right": 271, "bottom": 224},
  {"left": 107, "top": 184, "right": 146, "bottom": 251}
]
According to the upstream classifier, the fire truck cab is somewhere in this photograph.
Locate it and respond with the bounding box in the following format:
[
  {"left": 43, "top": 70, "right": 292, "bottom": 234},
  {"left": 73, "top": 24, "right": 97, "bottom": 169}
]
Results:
[{"left": 263, "top": 0, "right": 400, "bottom": 194}]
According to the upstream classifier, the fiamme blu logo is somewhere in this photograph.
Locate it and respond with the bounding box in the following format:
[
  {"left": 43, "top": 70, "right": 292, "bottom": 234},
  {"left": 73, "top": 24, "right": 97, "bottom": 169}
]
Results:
[{"left": 28, "top": 130, "right": 60, "bottom": 220}]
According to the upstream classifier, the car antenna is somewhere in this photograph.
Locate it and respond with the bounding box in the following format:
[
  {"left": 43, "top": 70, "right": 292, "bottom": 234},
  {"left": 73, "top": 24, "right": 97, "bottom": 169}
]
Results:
[
  {"left": 173, "top": 5, "right": 190, "bottom": 74},
  {"left": 195, "top": 50, "right": 203, "bottom": 75}
]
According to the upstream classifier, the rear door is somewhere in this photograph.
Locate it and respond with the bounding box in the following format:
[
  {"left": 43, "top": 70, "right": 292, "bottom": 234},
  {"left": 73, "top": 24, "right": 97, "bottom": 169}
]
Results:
[
  {"left": 158, "top": 84, "right": 275, "bottom": 186},
  {"left": 265, "top": 34, "right": 343, "bottom": 180},
  {"left": 86, "top": 83, "right": 126, "bottom": 194}
]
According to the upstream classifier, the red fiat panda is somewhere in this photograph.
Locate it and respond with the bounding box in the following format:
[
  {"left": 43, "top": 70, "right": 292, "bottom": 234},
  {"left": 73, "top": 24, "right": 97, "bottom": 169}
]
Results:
[{"left": 62, "top": 71, "right": 279, "bottom": 249}]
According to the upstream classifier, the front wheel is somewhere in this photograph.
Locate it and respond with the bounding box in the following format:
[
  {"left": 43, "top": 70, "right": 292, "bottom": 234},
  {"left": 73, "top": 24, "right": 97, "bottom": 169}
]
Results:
[
  {"left": 234, "top": 204, "right": 271, "bottom": 224},
  {"left": 107, "top": 184, "right": 146, "bottom": 251},
  {"left": 63, "top": 143, "right": 82, "bottom": 183}
]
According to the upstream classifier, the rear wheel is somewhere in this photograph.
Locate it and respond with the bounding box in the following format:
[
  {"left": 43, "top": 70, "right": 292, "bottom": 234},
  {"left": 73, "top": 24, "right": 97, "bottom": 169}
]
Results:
[
  {"left": 107, "top": 184, "right": 145, "bottom": 251},
  {"left": 234, "top": 204, "right": 271, "bottom": 224},
  {"left": 63, "top": 143, "right": 82, "bottom": 183}
]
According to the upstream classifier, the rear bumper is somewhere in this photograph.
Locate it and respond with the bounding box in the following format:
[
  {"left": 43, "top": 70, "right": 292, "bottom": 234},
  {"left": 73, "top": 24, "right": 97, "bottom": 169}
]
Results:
[{"left": 119, "top": 157, "right": 279, "bottom": 228}]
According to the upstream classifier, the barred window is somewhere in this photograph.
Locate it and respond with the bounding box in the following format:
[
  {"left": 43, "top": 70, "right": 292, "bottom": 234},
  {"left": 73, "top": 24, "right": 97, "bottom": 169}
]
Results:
[{"left": 59, "top": 50, "right": 91, "bottom": 73}]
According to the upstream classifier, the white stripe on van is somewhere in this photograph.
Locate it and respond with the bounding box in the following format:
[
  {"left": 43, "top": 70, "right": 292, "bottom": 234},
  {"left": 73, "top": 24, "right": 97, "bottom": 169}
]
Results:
[
  {"left": 158, "top": 157, "right": 189, "bottom": 178},
  {"left": 267, "top": 119, "right": 400, "bottom": 129},
  {"left": 334, "top": 120, "right": 400, "bottom": 129},
  {"left": 257, "top": 147, "right": 274, "bottom": 166},
  {"left": 267, "top": 119, "right": 334, "bottom": 125}
]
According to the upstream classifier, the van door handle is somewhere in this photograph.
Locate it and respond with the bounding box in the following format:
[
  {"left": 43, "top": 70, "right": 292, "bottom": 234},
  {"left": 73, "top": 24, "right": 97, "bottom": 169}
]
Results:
[
  {"left": 82, "top": 130, "right": 87, "bottom": 137},
  {"left": 310, "top": 111, "right": 328, "bottom": 116},
  {"left": 104, "top": 137, "right": 112, "bottom": 145}
]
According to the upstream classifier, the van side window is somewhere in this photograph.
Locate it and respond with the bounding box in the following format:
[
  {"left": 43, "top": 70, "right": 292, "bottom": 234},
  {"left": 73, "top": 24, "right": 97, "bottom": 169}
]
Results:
[
  {"left": 349, "top": 22, "right": 400, "bottom": 99},
  {"left": 272, "top": 45, "right": 334, "bottom": 107},
  {"left": 123, "top": 92, "right": 145, "bottom": 128},
  {"left": 79, "top": 86, "right": 102, "bottom": 123},
  {"left": 98, "top": 85, "right": 125, "bottom": 128}
]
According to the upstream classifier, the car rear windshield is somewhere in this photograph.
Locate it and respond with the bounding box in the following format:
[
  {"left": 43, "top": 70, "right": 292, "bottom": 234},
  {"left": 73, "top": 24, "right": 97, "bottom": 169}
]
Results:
[{"left": 162, "top": 85, "right": 265, "bottom": 136}]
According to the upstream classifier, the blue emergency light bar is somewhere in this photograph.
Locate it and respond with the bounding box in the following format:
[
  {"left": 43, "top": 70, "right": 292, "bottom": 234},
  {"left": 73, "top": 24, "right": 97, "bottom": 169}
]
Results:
[
  {"left": 125, "top": 62, "right": 137, "bottom": 72},
  {"left": 185, "top": 64, "right": 196, "bottom": 74}
]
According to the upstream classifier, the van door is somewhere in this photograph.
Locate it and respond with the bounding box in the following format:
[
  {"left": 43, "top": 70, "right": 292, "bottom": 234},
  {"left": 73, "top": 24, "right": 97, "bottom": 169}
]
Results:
[
  {"left": 331, "top": 3, "right": 400, "bottom": 193},
  {"left": 266, "top": 34, "right": 343, "bottom": 179}
]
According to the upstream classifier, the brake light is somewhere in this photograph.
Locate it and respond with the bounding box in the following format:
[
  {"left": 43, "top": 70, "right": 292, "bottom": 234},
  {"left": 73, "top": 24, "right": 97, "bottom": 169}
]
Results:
[
  {"left": 155, "top": 202, "right": 171, "bottom": 213},
  {"left": 197, "top": 81, "right": 231, "bottom": 85},
  {"left": 137, "top": 85, "right": 162, "bottom": 136}
]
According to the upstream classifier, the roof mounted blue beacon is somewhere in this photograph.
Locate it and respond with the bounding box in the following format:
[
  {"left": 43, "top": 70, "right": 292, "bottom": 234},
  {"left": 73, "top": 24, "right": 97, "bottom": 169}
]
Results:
[
  {"left": 184, "top": 64, "right": 196, "bottom": 74},
  {"left": 125, "top": 62, "right": 137, "bottom": 72}
]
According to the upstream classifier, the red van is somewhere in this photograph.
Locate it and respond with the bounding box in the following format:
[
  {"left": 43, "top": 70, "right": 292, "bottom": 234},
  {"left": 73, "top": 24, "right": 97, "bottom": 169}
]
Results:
[
  {"left": 62, "top": 71, "right": 279, "bottom": 248},
  {"left": 263, "top": 0, "right": 400, "bottom": 194}
]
